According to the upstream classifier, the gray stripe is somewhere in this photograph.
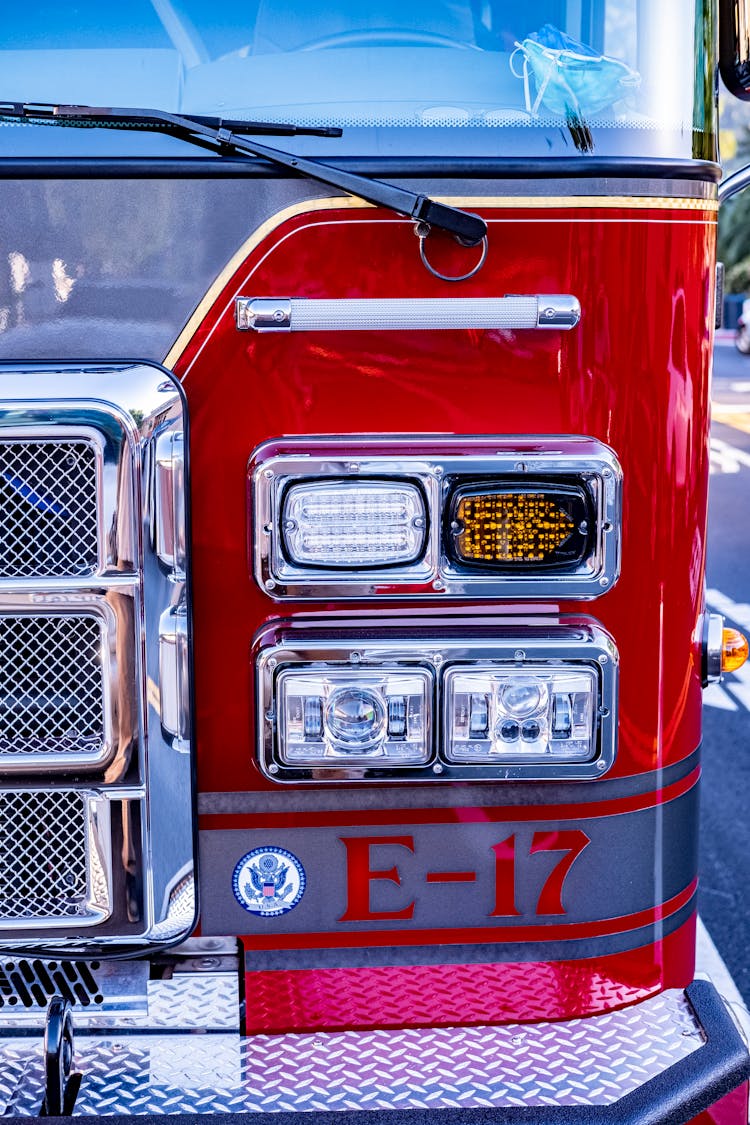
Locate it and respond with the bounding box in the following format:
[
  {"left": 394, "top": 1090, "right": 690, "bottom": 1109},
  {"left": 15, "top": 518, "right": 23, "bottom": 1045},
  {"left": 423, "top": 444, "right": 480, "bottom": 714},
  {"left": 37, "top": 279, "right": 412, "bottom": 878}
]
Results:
[
  {"left": 200, "top": 783, "right": 698, "bottom": 946},
  {"left": 243, "top": 897, "right": 696, "bottom": 971},
  {"left": 199, "top": 746, "right": 700, "bottom": 814},
  {"left": 396, "top": 178, "right": 716, "bottom": 200}
]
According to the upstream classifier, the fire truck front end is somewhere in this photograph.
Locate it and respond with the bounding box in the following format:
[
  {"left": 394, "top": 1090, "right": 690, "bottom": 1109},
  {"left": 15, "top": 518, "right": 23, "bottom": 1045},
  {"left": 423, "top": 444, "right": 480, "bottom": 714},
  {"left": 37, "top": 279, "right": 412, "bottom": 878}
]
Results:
[{"left": 0, "top": 0, "right": 749, "bottom": 1120}]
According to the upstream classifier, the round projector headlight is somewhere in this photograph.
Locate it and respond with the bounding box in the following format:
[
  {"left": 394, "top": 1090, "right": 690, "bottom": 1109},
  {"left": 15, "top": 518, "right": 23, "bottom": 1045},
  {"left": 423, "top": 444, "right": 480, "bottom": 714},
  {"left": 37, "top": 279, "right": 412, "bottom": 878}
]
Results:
[
  {"left": 500, "top": 681, "right": 548, "bottom": 718},
  {"left": 325, "top": 688, "right": 386, "bottom": 750}
]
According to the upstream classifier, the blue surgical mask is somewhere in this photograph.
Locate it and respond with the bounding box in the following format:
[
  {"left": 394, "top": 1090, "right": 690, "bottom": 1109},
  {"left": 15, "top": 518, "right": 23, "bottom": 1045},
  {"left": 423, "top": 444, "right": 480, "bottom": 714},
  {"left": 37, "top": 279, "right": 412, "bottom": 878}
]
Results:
[{"left": 510, "top": 23, "right": 641, "bottom": 118}]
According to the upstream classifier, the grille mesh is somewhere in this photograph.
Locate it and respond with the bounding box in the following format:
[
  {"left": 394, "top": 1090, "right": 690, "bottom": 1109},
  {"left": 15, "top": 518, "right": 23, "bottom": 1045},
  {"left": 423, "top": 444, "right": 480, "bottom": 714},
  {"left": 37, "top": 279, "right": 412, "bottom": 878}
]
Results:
[
  {"left": 0, "top": 615, "right": 106, "bottom": 762},
  {"left": 0, "top": 792, "right": 89, "bottom": 921},
  {"left": 0, "top": 439, "right": 99, "bottom": 577}
]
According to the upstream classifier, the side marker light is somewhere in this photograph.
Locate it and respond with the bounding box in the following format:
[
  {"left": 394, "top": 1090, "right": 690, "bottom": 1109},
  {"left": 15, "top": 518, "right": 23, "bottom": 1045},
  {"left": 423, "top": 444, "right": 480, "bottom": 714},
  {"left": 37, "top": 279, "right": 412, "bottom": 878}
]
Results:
[
  {"left": 722, "top": 627, "right": 749, "bottom": 674},
  {"left": 703, "top": 613, "right": 749, "bottom": 683}
]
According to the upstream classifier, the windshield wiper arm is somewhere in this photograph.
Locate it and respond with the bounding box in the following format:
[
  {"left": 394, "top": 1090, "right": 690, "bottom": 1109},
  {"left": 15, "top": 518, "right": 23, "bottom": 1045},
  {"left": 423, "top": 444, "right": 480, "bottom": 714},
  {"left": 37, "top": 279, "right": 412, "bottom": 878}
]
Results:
[
  {"left": 0, "top": 100, "right": 342, "bottom": 138},
  {"left": 1, "top": 101, "right": 488, "bottom": 247}
]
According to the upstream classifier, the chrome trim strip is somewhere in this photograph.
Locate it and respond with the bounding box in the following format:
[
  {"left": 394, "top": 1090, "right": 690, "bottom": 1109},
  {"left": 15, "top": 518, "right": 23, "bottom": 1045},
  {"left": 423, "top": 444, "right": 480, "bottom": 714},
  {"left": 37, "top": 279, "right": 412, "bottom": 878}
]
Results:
[
  {"left": 158, "top": 607, "right": 190, "bottom": 744},
  {"left": 256, "top": 618, "right": 618, "bottom": 783},
  {"left": 0, "top": 364, "right": 195, "bottom": 955},
  {"left": 252, "top": 438, "right": 622, "bottom": 601},
  {"left": 154, "top": 431, "right": 186, "bottom": 575},
  {"left": 236, "top": 295, "right": 581, "bottom": 333}
]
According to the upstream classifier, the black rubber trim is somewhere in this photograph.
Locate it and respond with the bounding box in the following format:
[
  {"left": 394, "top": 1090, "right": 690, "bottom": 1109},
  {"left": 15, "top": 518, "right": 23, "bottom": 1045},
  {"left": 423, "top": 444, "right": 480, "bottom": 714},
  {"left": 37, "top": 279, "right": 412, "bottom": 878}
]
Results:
[
  {"left": 719, "top": 0, "right": 750, "bottom": 101},
  {"left": 36, "top": 980, "right": 749, "bottom": 1123},
  {"left": 0, "top": 157, "right": 722, "bottom": 182}
]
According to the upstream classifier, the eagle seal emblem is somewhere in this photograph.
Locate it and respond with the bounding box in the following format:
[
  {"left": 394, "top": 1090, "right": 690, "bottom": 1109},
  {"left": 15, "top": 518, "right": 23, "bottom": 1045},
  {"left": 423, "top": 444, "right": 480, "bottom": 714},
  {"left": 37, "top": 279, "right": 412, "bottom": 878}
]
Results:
[{"left": 232, "top": 847, "right": 306, "bottom": 917}]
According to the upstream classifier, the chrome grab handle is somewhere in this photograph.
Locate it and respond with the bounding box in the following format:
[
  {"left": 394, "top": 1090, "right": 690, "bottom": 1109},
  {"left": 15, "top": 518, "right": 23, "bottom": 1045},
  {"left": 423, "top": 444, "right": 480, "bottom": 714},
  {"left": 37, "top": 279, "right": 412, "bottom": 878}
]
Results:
[
  {"left": 158, "top": 607, "right": 190, "bottom": 744},
  {"left": 235, "top": 295, "right": 581, "bottom": 332}
]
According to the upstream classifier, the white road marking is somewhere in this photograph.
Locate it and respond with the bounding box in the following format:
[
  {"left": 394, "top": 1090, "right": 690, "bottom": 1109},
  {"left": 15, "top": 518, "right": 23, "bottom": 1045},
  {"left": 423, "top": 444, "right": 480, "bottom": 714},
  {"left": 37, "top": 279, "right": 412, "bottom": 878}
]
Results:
[
  {"left": 706, "top": 588, "right": 750, "bottom": 631},
  {"left": 712, "top": 401, "right": 750, "bottom": 413},
  {"left": 712, "top": 401, "right": 750, "bottom": 436},
  {"left": 710, "top": 436, "right": 744, "bottom": 474},
  {"left": 710, "top": 435, "right": 750, "bottom": 473},
  {"left": 723, "top": 660, "right": 750, "bottom": 712},
  {"left": 699, "top": 593, "right": 750, "bottom": 1083},
  {"left": 702, "top": 682, "right": 738, "bottom": 710}
]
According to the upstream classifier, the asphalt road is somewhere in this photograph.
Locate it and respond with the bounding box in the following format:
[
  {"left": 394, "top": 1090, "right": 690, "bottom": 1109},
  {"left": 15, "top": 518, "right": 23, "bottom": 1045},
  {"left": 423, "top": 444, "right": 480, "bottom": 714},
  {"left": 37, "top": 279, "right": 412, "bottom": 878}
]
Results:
[{"left": 700, "top": 340, "right": 750, "bottom": 1006}]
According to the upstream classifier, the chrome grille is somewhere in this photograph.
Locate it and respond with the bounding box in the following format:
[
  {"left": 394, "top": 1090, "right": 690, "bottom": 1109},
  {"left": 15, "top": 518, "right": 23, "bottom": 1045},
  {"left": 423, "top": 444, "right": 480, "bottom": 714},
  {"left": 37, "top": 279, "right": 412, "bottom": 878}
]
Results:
[
  {"left": 0, "top": 366, "right": 193, "bottom": 953},
  {"left": 0, "top": 792, "right": 89, "bottom": 922},
  {"left": 0, "top": 614, "right": 107, "bottom": 764},
  {"left": 0, "top": 439, "right": 99, "bottom": 578}
]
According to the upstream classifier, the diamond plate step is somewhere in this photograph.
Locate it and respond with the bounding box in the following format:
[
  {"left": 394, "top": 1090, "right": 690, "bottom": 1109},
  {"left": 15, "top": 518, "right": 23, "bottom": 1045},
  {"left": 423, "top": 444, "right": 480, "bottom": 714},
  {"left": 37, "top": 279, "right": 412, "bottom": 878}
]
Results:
[
  {"left": 0, "top": 943, "right": 238, "bottom": 1031},
  {"left": 0, "top": 989, "right": 705, "bottom": 1116}
]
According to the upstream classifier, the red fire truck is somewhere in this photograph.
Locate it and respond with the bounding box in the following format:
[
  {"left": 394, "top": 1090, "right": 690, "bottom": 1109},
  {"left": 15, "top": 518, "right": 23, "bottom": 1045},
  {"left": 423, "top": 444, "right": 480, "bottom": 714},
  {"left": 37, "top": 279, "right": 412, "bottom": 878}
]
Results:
[{"left": 1, "top": 0, "right": 750, "bottom": 1120}]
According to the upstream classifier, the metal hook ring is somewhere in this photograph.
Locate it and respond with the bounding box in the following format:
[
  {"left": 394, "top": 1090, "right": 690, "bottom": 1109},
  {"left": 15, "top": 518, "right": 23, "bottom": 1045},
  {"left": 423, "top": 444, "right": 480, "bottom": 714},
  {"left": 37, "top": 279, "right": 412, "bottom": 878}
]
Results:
[{"left": 415, "top": 222, "right": 488, "bottom": 282}]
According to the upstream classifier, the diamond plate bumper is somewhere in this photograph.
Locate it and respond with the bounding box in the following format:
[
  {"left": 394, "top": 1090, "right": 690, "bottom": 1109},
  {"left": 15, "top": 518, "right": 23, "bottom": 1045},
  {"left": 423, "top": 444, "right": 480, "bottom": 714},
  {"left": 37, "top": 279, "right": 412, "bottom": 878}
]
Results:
[{"left": 0, "top": 980, "right": 747, "bottom": 1121}]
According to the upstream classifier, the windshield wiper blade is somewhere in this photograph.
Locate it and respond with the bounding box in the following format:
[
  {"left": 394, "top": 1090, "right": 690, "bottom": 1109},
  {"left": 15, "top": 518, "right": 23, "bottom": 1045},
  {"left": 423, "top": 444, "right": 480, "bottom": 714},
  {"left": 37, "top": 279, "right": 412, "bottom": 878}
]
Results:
[
  {"left": 1, "top": 101, "right": 488, "bottom": 247},
  {"left": 0, "top": 100, "right": 342, "bottom": 138}
]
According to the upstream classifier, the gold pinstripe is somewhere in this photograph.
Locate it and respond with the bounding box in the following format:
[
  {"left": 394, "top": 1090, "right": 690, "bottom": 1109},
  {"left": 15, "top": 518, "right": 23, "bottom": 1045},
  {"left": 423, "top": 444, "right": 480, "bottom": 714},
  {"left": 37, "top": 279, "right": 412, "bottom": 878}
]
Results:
[{"left": 164, "top": 193, "right": 717, "bottom": 370}]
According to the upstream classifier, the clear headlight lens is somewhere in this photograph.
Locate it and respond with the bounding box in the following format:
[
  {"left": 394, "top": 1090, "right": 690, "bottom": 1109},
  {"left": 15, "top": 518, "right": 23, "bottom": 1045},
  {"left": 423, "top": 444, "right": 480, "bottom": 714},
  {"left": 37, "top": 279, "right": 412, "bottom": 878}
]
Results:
[
  {"left": 325, "top": 687, "right": 386, "bottom": 749},
  {"left": 277, "top": 668, "right": 432, "bottom": 765},
  {"left": 258, "top": 623, "right": 617, "bottom": 781},
  {"left": 445, "top": 665, "right": 597, "bottom": 763},
  {"left": 281, "top": 480, "right": 427, "bottom": 569}
]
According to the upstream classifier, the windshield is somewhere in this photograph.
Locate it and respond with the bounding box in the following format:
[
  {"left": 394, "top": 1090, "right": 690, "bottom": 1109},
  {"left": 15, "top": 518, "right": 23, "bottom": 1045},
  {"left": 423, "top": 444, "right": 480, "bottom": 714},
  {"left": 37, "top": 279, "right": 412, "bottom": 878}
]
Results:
[{"left": 1, "top": 0, "right": 715, "bottom": 161}]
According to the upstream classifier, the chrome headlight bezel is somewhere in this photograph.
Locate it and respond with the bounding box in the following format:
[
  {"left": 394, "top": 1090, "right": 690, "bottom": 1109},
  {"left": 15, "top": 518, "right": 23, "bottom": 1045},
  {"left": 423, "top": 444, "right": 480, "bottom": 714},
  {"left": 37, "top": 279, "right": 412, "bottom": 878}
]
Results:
[
  {"left": 251, "top": 437, "right": 622, "bottom": 601},
  {"left": 256, "top": 617, "right": 618, "bottom": 783}
]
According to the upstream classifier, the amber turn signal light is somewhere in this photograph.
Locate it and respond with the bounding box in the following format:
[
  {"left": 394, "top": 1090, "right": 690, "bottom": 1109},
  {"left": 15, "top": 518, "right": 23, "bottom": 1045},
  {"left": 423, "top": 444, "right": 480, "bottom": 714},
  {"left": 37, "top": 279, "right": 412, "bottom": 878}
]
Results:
[
  {"left": 722, "top": 627, "right": 749, "bottom": 673},
  {"left": 448, "top": 482, "right": 591, "bottom": 570}
]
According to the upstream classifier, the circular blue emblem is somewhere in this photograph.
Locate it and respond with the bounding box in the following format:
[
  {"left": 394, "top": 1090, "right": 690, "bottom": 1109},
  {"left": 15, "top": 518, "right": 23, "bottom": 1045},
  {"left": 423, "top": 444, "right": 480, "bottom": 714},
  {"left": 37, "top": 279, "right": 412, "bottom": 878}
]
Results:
[{"left": 232, "top": 847, "right": 306, "bottom": 917}]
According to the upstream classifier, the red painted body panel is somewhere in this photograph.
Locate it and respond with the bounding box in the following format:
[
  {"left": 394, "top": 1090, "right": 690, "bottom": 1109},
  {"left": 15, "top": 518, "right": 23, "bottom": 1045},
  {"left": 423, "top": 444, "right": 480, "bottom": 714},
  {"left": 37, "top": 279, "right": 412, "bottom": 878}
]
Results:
[
  {"left": 243, "top": 915, "right": 695, "bottom": 1033},
  {"left": 174, "top": 198, "right": 716, "bottom": 1027},
  {"left": 691, "top": 1084, "right": 750, "bottom": 1125}
]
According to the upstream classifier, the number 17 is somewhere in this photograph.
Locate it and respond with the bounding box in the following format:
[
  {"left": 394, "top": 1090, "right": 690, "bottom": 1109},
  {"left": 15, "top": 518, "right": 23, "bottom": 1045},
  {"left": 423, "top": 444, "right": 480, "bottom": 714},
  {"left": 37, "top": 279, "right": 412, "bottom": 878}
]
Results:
[{"left": 491, "top": 830, "right": 591, "bottom": 917}]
